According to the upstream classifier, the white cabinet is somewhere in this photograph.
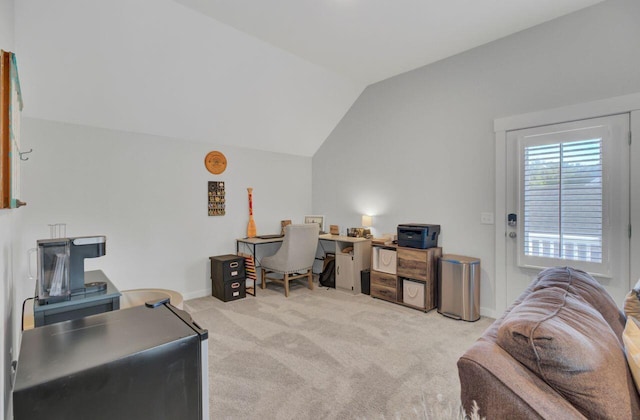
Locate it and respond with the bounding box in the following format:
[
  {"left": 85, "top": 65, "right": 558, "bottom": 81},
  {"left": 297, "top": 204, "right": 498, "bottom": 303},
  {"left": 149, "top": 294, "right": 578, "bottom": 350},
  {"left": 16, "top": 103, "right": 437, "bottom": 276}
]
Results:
[{"left": 318, "top": 234, "right": 371, "bottom": 295}]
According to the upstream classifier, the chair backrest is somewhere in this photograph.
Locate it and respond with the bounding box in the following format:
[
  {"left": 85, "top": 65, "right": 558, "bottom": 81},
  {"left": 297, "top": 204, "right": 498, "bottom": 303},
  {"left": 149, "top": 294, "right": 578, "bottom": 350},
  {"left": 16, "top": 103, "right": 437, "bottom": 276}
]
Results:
[{"left": 264, "top": 224, "right": 319, "bottom": 273}]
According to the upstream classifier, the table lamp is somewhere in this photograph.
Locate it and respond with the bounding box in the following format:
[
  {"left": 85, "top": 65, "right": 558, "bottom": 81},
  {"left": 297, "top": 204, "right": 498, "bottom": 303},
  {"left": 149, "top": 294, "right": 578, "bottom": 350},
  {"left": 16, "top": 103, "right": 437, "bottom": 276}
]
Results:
[{"left": 362, "top": 215, "right": 373, "bottom": 239}]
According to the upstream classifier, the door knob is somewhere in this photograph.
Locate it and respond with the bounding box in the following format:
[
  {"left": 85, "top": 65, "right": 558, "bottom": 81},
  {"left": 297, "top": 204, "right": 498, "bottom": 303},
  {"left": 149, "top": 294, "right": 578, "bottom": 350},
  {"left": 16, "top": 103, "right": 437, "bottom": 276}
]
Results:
[{"left": 509, "top": 232, "right": 517, "bottom": 238}]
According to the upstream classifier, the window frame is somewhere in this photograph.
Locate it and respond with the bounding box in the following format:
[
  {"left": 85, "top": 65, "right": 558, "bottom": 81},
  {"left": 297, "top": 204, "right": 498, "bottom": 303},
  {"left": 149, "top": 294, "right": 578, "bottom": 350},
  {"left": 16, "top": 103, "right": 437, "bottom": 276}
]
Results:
[{"left": 494, "top": 94, "right": 639, "bottom": 318}]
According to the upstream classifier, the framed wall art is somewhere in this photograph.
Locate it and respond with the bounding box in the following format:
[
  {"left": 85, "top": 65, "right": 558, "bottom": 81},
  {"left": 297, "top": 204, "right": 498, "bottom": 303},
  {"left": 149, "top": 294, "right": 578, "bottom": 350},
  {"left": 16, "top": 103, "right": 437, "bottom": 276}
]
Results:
[
  {"left": 304, "top": 215, "right": 325, "bottom": 233},
  {"left": 208, "top": 181, "right": 225, "bottom": 216}
]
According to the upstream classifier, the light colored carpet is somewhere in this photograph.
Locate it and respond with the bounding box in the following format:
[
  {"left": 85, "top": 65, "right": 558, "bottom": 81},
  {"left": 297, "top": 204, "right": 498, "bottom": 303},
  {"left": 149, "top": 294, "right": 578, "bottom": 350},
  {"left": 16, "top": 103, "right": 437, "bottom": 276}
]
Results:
[{"left": 184, "top": 281, "right": 494, "bottom": 419}]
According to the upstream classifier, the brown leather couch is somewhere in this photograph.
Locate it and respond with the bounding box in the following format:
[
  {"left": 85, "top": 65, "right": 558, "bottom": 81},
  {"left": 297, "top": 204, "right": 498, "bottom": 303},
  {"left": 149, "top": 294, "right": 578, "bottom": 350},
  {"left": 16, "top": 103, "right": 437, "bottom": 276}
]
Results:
[{"left": 458, "top": 267, "right": 640, "bottom": 419}]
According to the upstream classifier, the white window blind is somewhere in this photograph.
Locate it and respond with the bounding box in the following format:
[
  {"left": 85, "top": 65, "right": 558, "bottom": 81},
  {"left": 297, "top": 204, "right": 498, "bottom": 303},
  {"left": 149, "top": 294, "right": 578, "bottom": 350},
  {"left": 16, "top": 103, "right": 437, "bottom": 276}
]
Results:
[
  {"left": 516, "top": 121, "right": 615, "bottom": 276},
  {"left": 523, "top": 139, "right": 603, "bottom": 263}
]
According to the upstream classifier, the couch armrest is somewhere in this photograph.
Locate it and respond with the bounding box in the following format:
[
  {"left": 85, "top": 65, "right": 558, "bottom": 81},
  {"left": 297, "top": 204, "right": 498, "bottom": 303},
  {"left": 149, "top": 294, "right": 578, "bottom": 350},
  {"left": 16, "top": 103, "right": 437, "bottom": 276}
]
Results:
[{"left": 458, "top": 340, "right": 585, "bottom": 420}]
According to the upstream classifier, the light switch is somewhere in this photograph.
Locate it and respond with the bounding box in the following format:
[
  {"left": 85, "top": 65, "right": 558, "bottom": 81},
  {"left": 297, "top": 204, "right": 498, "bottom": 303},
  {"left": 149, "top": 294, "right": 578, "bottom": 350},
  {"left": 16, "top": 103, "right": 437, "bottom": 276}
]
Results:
[{"left": 481, "top": 212, "right": 494, "bottom": 225}]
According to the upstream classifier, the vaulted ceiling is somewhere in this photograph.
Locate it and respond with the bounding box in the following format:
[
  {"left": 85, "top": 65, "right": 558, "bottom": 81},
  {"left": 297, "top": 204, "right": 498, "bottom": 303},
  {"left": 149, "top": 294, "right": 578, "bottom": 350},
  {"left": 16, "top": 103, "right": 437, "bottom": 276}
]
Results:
[
  {"left": 16, "top": 0, "right": 604, "bottom": 156},
  {"left": 175, "top": 0, "right": 605, "bottom": 86}
]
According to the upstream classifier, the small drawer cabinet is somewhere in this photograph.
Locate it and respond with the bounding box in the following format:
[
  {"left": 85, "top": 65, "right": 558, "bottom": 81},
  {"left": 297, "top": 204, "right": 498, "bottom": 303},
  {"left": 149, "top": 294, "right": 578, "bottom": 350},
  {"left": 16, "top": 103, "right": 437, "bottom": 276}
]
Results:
[
  {"left": 370, "top": 244, "right": 441, "bottom": 312},
  {"left": 210, "top": 254, "right": 246, "bottom": 302}
]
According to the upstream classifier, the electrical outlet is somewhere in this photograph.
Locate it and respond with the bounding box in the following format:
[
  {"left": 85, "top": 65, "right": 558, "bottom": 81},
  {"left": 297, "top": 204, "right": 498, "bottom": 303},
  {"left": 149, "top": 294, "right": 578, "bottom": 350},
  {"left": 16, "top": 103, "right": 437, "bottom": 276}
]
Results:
[{"left": 481, "top": 212, "right": 494, "bottom": 225}]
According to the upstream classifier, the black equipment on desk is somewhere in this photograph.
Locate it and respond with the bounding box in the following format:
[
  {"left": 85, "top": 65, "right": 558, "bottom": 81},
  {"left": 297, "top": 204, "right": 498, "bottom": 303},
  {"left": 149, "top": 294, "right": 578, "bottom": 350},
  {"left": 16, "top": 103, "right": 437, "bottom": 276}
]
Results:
[
  {"left": 397, "top": 224, "right": 441, "bottom": 249},
  {"left": 13, "top": 301, "right": 209, "bottom": 420},
  {"left": 35, "top": 235, "right": 107, "bottom": 304},
  {"left": 32, "top": 235, "right": 121, "bottom": 327}
]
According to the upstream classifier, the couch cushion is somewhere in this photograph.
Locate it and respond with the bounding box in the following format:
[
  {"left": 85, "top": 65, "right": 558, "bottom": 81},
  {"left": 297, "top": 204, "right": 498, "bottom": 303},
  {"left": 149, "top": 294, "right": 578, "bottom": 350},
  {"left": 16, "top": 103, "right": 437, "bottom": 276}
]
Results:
[
  {"left": 624, "top": 278, "right": 640, "bottom": 320},
  {"left": 623, "top": 316, "right": 640, "bottom": 396},
  {"left": 624, "top": 290, "right": 640, "bottom": 321},
  {"left": 533, "top": 267, "right": 626, "bottom": 340},
  {"left": 497, "top": 286, "right": 640, "bottom": 419}
]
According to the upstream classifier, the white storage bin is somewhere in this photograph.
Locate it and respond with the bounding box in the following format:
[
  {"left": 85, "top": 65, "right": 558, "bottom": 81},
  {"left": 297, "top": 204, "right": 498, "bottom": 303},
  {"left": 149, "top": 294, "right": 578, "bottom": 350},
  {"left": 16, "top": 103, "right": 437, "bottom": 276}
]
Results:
[
  {"left": 403, "top": 279, "right": 425, "bottom": 308},
  {"left": 372, "top": 247, "right": 396, "bottom": 274}
]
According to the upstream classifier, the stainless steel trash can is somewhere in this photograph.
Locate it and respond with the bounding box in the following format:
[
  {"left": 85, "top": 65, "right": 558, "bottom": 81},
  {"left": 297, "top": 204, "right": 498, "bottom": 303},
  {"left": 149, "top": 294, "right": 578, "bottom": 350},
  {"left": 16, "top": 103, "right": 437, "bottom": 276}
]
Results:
[{"left": 438, "top": 255, "right": 480, "bottom": 321}]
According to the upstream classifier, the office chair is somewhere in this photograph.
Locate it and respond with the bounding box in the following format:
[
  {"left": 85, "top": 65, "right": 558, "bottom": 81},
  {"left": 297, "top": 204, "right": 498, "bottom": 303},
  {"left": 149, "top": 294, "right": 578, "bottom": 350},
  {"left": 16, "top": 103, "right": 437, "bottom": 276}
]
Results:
[{"left": 261, "top": 224, "right": 319, "bottom": 297}]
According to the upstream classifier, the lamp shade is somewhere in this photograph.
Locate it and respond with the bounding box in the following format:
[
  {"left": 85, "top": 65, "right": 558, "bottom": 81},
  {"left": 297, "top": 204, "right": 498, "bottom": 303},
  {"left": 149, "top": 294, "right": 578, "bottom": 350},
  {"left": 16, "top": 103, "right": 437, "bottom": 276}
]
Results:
[{"left": 361, "top": 215, "right": 373, "bottom": 228}]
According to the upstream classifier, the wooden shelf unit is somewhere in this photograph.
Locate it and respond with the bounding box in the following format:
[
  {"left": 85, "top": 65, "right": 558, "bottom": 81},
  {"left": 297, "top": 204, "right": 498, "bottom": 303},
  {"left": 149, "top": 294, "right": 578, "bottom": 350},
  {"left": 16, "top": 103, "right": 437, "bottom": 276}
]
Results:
[{"left": 370, "top": 244, "right": 442, "bottom": 312}]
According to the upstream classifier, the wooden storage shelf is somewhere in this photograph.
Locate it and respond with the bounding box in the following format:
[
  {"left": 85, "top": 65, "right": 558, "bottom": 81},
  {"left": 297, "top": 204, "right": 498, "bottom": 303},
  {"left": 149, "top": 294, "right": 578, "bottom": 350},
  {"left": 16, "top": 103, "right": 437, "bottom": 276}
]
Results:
[{"left": 370, "top": 244, "right": 441, "bottom": 312}]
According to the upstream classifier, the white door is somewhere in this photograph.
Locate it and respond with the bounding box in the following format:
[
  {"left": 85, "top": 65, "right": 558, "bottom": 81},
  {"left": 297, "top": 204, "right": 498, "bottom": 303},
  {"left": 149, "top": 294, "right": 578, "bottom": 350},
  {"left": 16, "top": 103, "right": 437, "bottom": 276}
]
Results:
[{"left": 505, "top": 114, "right": 630, "bottom": 306}]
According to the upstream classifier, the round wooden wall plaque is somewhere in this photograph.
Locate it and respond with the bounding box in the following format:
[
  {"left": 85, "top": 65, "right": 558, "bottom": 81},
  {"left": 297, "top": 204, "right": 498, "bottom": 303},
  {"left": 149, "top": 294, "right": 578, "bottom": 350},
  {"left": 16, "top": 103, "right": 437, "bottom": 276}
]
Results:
[{"left": 204, "top": 151, "right": 227, "bottom": 174}]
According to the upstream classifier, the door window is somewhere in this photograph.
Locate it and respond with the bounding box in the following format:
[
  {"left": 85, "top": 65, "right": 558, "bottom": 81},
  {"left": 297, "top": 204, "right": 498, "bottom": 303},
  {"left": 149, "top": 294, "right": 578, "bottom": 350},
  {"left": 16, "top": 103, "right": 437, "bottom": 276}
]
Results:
[
  {"left": 522, "top": 138, "right": 603, "bottom": 263},
  {"left": 511, "top": 116, "right": 629, "bottom": 278}
]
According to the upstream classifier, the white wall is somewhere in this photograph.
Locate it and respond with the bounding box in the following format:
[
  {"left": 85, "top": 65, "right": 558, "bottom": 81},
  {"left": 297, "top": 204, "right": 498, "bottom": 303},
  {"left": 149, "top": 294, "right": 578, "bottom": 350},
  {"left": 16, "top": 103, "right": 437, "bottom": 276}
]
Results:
[
  {"left": 0, "top": 216, "right": 13, "bottom": 420},
  {"left": 312, "top": 0, "right": 640, "bottom": 317},
  {"left": 14, "top": 0, "right": 363, "bottom": 157},
  {"left": 15, "top": 118, "right": 312, "bottom": 310},
  {"left": 0, "top": 0, "right": 14, "bottom": 417}
]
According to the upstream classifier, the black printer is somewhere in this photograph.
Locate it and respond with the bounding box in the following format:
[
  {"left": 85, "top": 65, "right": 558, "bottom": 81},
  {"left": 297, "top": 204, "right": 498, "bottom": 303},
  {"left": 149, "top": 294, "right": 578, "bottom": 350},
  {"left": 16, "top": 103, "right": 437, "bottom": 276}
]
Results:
[{"left": 397, "top": 224, "right": 441, "bottom": 249}]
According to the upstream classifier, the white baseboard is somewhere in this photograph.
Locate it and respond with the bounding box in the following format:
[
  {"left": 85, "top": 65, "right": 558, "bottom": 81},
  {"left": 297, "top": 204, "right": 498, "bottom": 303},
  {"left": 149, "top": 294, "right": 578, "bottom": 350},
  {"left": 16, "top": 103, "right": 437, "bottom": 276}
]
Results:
[
  {"left": 479, "top": 307, "right": 499, "bottom": 320},
  {"left": 182, "top": 289, "right": 211, "bottom": 301},
  {"left": 182, "top": 289, "right": 501, "bottom": 320}
]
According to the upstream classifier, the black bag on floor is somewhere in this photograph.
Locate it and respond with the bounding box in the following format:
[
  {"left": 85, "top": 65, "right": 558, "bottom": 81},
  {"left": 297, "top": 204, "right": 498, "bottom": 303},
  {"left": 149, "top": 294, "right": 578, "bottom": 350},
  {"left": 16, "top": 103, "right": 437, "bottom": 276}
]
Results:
[{"left": 320, "top": 253, "right": 335, "bottom": 288}]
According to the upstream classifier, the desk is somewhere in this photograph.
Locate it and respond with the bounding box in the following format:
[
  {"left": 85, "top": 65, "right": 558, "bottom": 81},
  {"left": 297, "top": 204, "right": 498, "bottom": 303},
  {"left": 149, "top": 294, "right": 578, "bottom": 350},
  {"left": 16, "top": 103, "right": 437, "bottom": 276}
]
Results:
[
  {"left": 236, "top": 237, "right": 285, "bottom": 295},
  {"left": 236, "top": 234, "right": 371, "bottom": 295},
  {"left": 318, "top": 235, "right": 371, "bottom": 294},
  {"left": 236, "top": 236, "right": 284, "bottom": 258}
]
